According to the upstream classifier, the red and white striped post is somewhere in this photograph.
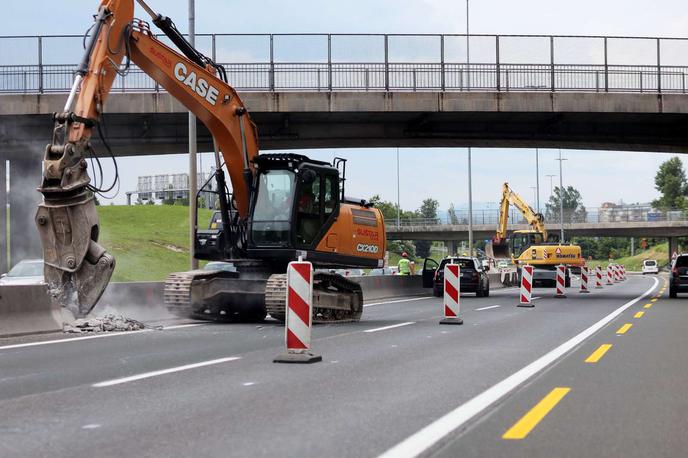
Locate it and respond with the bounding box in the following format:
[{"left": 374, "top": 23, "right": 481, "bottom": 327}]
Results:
[
  {"left": 606, "top": 265, "right": 614, "bottom": 285},
  {"left": 621, "top": 265, "right": 626, "bottom": 280},
  {"left": 579, "top": 266, "right": 590, "bottom": 293},
  {"left": 274, "top": 260, "right": 322, "bottom": 364},
  {"left": 440, "top": 263, "right": 463, "bottom": 325},
  {"left": 555, "top": 265, "right": 567, "bottom": 298},
  {"left": 595, "top": 266, "right": 603, "bottom": 289},
  {"left": 518, "top": 265, "right": 534, "bottom": 307},
  {"left": 613, "top": 264, "right": 621, "bottom": 283}
]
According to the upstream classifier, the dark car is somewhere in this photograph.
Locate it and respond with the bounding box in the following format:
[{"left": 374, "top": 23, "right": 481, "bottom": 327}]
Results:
[
  {"left": 670, "top": 254, "right": 688, "bottom": 298},
  {"left": 422, "top": 256, "right": 490, "bottom": 297}
]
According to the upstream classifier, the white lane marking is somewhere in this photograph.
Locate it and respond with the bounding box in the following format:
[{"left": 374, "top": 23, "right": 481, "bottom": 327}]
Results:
[
  {"left": 82, "top": 423, "right": 101, "bottom": 430},
  {"left": 475, "top": 305, "right": 501, "bottom": 311},
  {"left": 162, "top": 323, "right": 205, "bottom": 330},
  {"left": 363, "top": 322, "right": 415, "bottom": 333},
  {"left": 378, "top": 276, "right": 658, "bottom": 458},
  {"left": 242, "top": 382, "right": 256, "bottom": 386},
  {"left": 92, "top": 356, "right": 241, "bottom": 387},
  {"left": 364, "top": 297, "right": 433, "bottom": 308},
  {"left": 0, "top": 323, "right": 206, "bottom": 351}
]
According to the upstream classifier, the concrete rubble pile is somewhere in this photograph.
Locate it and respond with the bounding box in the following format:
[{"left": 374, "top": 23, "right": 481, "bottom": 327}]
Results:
[{"left": 63, "top": 314, "right": 147, "bottom": 333}]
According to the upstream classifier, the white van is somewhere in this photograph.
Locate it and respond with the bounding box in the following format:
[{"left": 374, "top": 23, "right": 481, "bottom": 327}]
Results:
[{"left": 642, "top": 259, "right": 659, "bottom": 275}]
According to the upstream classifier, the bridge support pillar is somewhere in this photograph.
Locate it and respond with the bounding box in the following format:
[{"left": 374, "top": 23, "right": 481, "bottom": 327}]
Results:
[
  {"left": 668, "top": 236, "right": 680, "bottom": 267},
  {"left": 445, "top": 240, "right": 457, "bottom": 257},
  {"left": 8, "top": 159, "right": 42, "bottom": 267},
  {"left": 0, "top": 159, "right": 6, "bottom": 274}
]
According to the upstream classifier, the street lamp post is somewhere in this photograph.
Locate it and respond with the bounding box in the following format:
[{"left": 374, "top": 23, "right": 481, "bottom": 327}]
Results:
[
  {"left": 535, "top": 148, "right": 540, "bottom": 213},
  {"left": 546, "top": 174, "right": 557, "bottom": 198},
  {"left": 396, "top": 148, "right": 400, "bottom": 227},
  {"left": 556, "top": 150, "right": 568, "bottom": 242},
  {"left": 466, "top": 0, "right": 474, "bottom": 256},
  {"left": 188, "top": 0, "right": 198, "bottom": 269}
]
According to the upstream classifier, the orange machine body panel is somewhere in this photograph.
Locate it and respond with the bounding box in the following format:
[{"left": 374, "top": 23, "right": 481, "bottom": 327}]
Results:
[{"left": 316, "top": 203, "right": 386, "bottom": 266}]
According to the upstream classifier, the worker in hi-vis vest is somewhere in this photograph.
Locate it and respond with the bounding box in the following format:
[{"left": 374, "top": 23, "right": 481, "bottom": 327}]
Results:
[{"left": 398, "top": 252, "right": 411, "bottom": 275}]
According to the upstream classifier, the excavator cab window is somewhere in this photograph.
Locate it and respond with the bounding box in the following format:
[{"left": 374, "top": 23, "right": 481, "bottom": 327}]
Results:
[
  {"left": 251, "top": 169, "right": 296, "bottom": 247},
  {"left": 296, "top": 169, "right": 339, "bottom": 248},
  {"left": 511, "top": 232, "right": 543, "bottom": 258}
]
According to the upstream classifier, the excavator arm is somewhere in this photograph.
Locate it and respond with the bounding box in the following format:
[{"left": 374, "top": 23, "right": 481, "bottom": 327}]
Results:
[
  {"left": 36, "top": 0, "right": 258, "bottom": 316},
  {"left": 493, "top": 182, "right": 547, "bottom": 243}
]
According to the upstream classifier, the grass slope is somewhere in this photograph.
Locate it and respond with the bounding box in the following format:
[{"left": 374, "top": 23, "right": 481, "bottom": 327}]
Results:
[
  {"left": 587, "top": 243, "right": 669, "bottom": 271},
  {"left": 97, "top": 205, "right": 211, "bottom": 282}
]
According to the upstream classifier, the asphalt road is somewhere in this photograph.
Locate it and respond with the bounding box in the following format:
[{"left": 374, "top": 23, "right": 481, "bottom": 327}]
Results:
[{"left": 0, "top": 274, "right": 684, "bottom": 458}]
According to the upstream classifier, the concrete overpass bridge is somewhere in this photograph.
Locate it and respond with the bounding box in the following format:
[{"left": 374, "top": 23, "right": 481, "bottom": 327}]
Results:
[{"left": 1, "top": 32, "right": 688, "bottom": 270}]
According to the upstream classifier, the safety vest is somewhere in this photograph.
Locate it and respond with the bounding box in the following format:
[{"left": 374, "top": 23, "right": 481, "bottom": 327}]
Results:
[{"left": 398, "top": 258, "right": 411, "bottom": 275}]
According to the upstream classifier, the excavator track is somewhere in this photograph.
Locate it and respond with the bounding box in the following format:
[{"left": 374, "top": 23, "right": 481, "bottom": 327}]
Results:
[
  {"left": 265, "top": 272, "right": 364, "bottom": 324},
  {"left": 164, "top": 271, "right": 203, "bottom": 319}
]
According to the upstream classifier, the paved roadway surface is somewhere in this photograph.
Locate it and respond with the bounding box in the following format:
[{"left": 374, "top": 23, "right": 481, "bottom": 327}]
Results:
[{"left": 0, "top": 274, "right": 685, "bottom": 458}]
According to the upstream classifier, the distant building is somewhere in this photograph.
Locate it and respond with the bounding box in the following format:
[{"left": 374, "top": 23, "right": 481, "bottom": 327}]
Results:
[
  {"left": 127, "top": 170, "right": 217, "bottom": 207},
  {"left": 597, "top": 201, "right": 653, "bottom": 222}
]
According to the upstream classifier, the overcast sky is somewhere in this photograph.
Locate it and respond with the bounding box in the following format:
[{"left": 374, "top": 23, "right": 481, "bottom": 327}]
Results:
[{"left": 3, "top": 0, "right": 688, "bottom": 212}]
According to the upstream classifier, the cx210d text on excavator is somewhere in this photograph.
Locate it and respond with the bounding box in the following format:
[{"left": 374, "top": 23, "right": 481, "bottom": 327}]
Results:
[
  {"left": 37, "top": 0, "right": 386, "bottom": 322},
  {"left": 487, "top": 183, "right": 583, "bottom": 284}
]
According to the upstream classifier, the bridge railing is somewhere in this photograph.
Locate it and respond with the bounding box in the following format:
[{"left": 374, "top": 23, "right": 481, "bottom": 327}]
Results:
[
  {"left": 2, "top": 33, "right": 688, "bottom": 94},
  {"left": 388, "top": 207, "right": 688, "bottom": 229}
]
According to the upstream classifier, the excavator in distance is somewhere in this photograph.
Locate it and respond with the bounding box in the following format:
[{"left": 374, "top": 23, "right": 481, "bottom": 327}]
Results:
[
  {"left": 36, "top": 0, "right": 386, "bottom": 322},
  {"left": 487, "top": 183, "right": 583, "bottom": 285}
]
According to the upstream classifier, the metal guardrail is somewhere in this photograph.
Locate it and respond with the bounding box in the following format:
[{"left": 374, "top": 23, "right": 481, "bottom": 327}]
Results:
[
  {"left": 1, "top": 33, "right": 688, "bottom": 94},
  {"left": 388, "top": 207, "right": 688, "bottom": 228}
]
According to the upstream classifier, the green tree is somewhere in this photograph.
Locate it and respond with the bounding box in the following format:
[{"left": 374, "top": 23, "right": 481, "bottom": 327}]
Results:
[
  {"left": 652, "top": 157, "right": 688, "bottom": 210},
  {"left": 414, "top": 198, "right": 440, "bottom": 258},
  {"left": 545, "top": 186, "right": 587, "bottom": 223}
]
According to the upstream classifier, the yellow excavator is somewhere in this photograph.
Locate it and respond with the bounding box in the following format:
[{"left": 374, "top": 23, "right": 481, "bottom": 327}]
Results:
[
  {"left": 487, "top": 183, "right": 583, "bottom": 284},
  {"left": 35, "top": 0, "right": 386, "bottom": 322}
]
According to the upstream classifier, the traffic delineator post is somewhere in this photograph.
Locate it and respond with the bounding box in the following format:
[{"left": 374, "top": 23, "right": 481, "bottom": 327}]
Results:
[
  {"left": 621, "top": 265, "right": 626, "bottom": 280},
  {"left": 274, "top": 260, "right": 322, "bottom": 364},
  {"left": 595, "top": 266, "right": 603, "bottom": 289},
  {"left": 440, "top": 263, "right": 463, "bottom": 325},
  {"left": 606, "top": 265, "right": 614, "bottom": 285},
  {"left": 613, "top": 264, "right": 621, "bottom": 283},
  {"left": 518, "top": 265, "right": 534, "bottom": 307},
  {"left": 554, "top": 265, "right": 567, "bottom": 298},
  {"left": 579, "top": 266, "right": 590, "bottom": 293}
]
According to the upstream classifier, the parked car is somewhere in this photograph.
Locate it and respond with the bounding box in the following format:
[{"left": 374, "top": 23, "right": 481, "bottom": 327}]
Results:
[
  {"left": 670, "top": 254, "right": 688, "bottom": 298},
  {"left": 422, "top": 256, "right": 490, "bottom": 297},
  {"left": 0, "top": 259, "right": 45, "bottom": 285},
  {"left": 642, "top": 259, "right": 659, "bottom": 275}
]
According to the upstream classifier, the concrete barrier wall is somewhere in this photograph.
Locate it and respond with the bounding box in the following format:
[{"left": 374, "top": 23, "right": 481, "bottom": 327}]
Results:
[
  {"left": 0, "top": 284, "right": 62, "bottom": 338},
  {"left": 1, "top": 275, "right": 513, "bottom": 337},
  {"left": 357, "top": 275, "right": 426, "bottom": 302}
]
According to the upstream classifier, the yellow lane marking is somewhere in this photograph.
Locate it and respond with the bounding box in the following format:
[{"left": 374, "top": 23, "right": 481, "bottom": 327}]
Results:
[
  {"left": 634, "top": 311, "right": 644, "bottom": 319},
  {"left": 503, "top": 387, "right": 571, "bottom": 440},
  {"left": 585, "top": 344, "right": 612, "bottom": 363},
  {"left": 616, "top": 323, "right": 633, "bottom": 334},
  {"left": 651, "top": 298, "right": 658, "bottom": 303},
  {"left": 644, "top": 303, "right": 653, "bottom": 309}
]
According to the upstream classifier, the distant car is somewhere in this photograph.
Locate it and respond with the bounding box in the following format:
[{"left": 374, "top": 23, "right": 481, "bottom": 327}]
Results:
[
  {"left": 367, "top": 267, "right": 396, "bottom": 276},
  {"left": 496, "top": 260, "right": 511, "bottom": 270},
  {"left": 670, "top": 254, "right": 688, "bottom": 298},
  {"left": 422, "top": 256, "right": 490, "bottom": 297},
  {"left": 642, "top": 259, "right": 659, "bottom": 275},
  {"left": 330, "top": 268, "right": 365, "bottom": 277},
  {"left": 203, "top": 261, "right": 237, "bottom": 273},
  {"left": 0, "top": 259, "right": 45, "bottom": 285}
]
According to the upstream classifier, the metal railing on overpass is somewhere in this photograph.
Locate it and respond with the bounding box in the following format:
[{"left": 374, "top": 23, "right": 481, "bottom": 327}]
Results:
[
  {"left": 2, "top": 33, "right": 688, "bottom": 94},
  {"left": 388, "top": 207, "right": 688, "bottom": 228}
]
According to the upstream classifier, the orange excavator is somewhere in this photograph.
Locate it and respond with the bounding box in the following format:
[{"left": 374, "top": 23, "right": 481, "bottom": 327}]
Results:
[{"left": 36, "top": 0, "right": 386, "bottom": 322}]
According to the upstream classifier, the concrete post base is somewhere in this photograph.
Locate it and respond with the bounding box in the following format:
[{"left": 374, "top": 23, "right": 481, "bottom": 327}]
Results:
[
  {"left": 274, "top": 351, "right": 322, "bottom": 364},
  {"left": 439, "top": 317, "right": 463, "bottom": 325}
]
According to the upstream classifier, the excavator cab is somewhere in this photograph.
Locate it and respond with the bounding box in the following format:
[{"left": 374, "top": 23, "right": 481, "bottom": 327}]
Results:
[{"left": 248, "top": 154, "right": 341, "bottom": 260}]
